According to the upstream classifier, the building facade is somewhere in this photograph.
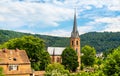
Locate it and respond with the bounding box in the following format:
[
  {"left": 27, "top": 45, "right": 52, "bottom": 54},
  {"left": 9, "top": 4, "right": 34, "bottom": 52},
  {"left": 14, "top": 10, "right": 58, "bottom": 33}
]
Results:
[
  {"left": 47, "top": 47, "right": 65, "bottom": 63},
  {"left": 47, "top": 10, "right": 81, "bottom": 69},
  {"left": 0, "top": 49, "right": 32, "bottom": 76}
]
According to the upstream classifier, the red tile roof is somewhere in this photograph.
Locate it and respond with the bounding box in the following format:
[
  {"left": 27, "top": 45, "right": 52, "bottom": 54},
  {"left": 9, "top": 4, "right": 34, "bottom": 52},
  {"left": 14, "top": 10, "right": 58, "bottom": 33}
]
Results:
[
  {"left": 34, "top": 71, "right": 45, "bottom": 76},
  {"left": 0, "top": 49, "right": 30, "bottom": 64}
]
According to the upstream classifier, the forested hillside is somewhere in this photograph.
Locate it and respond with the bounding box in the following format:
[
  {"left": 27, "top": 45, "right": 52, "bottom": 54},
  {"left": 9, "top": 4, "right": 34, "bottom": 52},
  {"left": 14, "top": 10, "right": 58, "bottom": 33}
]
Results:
[
  {"left": 0, "top": 30, "right": 120, "bottom": 52},
  {"left": 0, "top": 30, "right": 69, "bottom": 47},
  {"left": 80, "top": 32, "right": 120, "bottom": 52}
]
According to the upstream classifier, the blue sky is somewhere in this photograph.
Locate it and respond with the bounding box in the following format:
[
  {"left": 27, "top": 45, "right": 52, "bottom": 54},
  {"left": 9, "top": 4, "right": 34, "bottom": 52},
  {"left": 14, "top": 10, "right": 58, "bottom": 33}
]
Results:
[{"left": 0, "top": 0, "right": 120, "bottom": 37}]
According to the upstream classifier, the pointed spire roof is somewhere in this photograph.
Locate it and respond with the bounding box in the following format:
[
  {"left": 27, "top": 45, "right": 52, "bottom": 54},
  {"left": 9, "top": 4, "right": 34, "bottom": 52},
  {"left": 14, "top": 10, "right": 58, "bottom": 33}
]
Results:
[
  {"left": 73, "top": 9, "right": 77, "bottom": 32},
  {"left": 71, "top": 9, "right": 79, "bottom": 38}
]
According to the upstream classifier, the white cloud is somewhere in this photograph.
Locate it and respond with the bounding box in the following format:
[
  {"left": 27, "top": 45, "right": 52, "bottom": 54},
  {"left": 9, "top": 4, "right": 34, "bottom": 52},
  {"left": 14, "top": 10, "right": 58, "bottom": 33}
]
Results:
[
  {"left": 85, "top": 16, "right": 120, "bottom": 32},
  {"left": 16, "top": 29, "right": 35, "bottom": 34},
  {"left": 0, "top": 0, "right": 120, "bottom": 37},
  {"left": 40, "top": 29, "right": 70, "bottom": 37},
  {"left": 0, "top": 15, "right": 5, "bottom": 21},
  {"left": 63, "top": 0, "right": 120, "bottom": 11},
  {"left": 104, "top": 25, "right": 120, "bottom": 32},
  {"left": 0, "top": 0, "right": 119, "bottom": 27},
  {"left": 0, "top": 1, "right": 73, "bottom": 28},
  {"left": 78, "top": 25, "right": 95, "bottom": 35},
  {"left": 40, "top": 25, "right": 96, "bottom": 37},
  {"left": 99, "top": 17, "right": 120, "bottom": 32},
  {"left": 105, "top": 0, "right": 120, "bottom": 11},
  {"left": 95, "top": 17, "right": 120, "bottom": 24}
]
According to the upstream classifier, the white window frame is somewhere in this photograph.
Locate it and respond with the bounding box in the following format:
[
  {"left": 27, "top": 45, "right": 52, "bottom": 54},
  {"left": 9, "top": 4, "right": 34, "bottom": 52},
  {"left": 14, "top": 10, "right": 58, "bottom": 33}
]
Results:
[{"left": 9, "top": 65, "right": 18, "bottom": 71}]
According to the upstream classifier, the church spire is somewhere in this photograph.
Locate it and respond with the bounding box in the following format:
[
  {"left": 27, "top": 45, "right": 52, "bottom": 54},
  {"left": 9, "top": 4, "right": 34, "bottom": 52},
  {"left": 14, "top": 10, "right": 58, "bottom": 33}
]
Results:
[
  {"left": 73, "top": 9, "right": 77, "bottom": 32},
  {"left": 71, "top": 9, "right": 79, "bottom": 38}
]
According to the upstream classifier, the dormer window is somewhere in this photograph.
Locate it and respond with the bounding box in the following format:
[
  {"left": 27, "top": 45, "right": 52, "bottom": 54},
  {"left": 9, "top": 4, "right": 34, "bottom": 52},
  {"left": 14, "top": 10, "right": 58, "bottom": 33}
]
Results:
[
  {"left": 9, "top": 65, "right": 18, "bottom": 71},
  {"left": 13, "top": 58, "right": 17, "bottom": 61}
]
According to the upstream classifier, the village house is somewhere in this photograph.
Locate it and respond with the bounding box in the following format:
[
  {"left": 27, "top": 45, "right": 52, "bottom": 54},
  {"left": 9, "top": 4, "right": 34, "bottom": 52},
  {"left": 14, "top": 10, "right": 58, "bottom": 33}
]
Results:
[{"left": 0, "top": 48, "right": 33, "bottom": 76}]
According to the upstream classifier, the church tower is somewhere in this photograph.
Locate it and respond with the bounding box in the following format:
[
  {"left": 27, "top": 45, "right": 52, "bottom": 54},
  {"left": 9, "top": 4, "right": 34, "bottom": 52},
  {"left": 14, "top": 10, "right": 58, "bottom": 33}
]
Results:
[{"left": 70, "top": 10, "right": 81, "bottom": 70}]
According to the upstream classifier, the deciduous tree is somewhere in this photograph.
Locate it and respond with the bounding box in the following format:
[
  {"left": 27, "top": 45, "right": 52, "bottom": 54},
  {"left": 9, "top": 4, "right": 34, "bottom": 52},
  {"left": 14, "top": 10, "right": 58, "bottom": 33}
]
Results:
[
  {"left": 45, "top": 63, "right": 69, "bottom": 76},
  {"left": 0, "top": 36, "right": 50, "bottom": 70},
  {"left": 0, "top": 67, "right": 4, "bottom": 76},
  {"left": 103, "top": 46, "right": 120, "bottom": 76},
  {"left": 81, "top": 45, "right": 96, "bottom": 66},
  {"left": 61, "top": 47, "right": 78, "bottom": 71}
]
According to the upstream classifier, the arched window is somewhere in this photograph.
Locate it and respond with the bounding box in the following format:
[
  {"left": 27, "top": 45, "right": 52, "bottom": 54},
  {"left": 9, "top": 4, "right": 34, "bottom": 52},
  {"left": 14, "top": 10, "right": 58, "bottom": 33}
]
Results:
[
  {"left": 72, "top": 41, "right": 74, "bottom": 46},
  {"left": 76, "top": 41, "right": 78, "bottom": 45},
  {"left": 57, "top": 57, "right": 60, "bottom": 62},
  {"left": 52, "top": 56, "right": 55, "bottom": 62}
]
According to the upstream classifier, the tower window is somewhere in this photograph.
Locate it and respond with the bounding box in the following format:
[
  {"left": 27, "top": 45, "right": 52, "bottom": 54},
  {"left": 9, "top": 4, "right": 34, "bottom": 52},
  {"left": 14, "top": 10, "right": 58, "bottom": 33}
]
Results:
[
  {"left": 72, "top": 41, "right": 74, "bottom": 45},
  {"left": 76, "top": 41, "right": 78, "bottom": 45}
]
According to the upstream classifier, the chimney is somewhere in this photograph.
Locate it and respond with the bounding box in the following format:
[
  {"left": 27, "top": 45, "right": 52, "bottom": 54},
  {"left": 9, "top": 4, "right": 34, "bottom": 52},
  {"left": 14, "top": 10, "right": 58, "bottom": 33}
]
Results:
[
  {"left": 15, "top": 48, "right": 19, "bottom": 52},
  {"left": 15, "top": 48, "right": 19, "bottom": 56}
]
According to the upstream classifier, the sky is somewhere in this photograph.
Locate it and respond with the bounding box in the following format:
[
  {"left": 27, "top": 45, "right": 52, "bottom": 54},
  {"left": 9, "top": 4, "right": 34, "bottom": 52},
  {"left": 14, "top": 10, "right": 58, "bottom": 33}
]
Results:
[{"left": 0, "top": 0, "right": 120, "bottom": 37}]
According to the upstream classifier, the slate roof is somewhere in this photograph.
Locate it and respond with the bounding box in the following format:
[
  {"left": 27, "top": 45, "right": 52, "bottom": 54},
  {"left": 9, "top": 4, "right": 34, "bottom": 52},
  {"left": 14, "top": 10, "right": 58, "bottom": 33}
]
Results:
[
  {"left": 71, "top": 9, "right": 79, "bottom": 38},
  {"left": 47, "top": 47, "right": 65, "bottom": 56},
  {"left": 0, "top": 49, "right": 30, "bottom": 64}
]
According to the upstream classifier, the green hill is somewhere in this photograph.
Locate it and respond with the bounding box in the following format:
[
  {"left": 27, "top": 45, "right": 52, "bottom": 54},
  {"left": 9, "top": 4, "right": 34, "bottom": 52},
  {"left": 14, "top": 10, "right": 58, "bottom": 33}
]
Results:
[
  {"left": 0, "top": 29, "right": 120, "bottom": 52},
  {"left": 80, "top": 32, "right": 120, "bottom": 52}
]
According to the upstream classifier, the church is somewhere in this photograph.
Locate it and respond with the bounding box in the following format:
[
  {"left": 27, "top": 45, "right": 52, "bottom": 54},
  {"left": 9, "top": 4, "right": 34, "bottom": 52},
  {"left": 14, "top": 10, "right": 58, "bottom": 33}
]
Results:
[{"left": 47, "top": 10, "right": 81, "bottom": 69}]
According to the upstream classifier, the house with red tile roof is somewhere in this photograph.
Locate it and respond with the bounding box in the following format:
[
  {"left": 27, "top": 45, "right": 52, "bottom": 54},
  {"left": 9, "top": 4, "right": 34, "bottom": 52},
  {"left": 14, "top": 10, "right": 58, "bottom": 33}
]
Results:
[{"left": 0, "top": 48, "right": 33, "bottom": 76}]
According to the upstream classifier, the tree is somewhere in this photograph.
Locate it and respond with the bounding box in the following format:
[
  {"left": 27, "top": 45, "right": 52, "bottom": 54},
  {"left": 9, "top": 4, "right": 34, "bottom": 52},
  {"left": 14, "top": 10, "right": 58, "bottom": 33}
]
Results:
[
  {"left": 103, "top": 46, "right": 120, "bottom": 76},
  {"left": 103, "top": 48, "right": 114, "bottom": 59},
  {"left": 1, "top": 30, "right": 120, "bottom": 53},
  {"left": 45, "top": 63, "right": 69, "bottom": 76},
  {"left": 81, "top": 45, "right": 96, "bottom": 66},
  {"left": 0, "top": 36, "right": 50, "bottom": 70},
  {"left": 0, "top": 67, "right": 4, "bottom": 76},
  {"left": 61, "top": 47, "right": 78, "bottom": 71}
]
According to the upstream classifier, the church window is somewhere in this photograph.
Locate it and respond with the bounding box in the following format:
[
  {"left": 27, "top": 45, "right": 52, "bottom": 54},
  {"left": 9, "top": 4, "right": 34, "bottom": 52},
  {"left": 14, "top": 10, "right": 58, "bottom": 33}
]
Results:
[
  {"left": 57, "top": 57, "right": 60, "bottom": 62},
  {"left": 52, "top": 56, "right": 55, "bottom": 62},
  {"left": 76, "top": 41, "right": 78, "bottom": 45},
  {"left": 72, "top": 41, "right": 74, "bottom": 45},
  {"left": 59, "top": 58, "right": 61, "bottom": 63}
]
